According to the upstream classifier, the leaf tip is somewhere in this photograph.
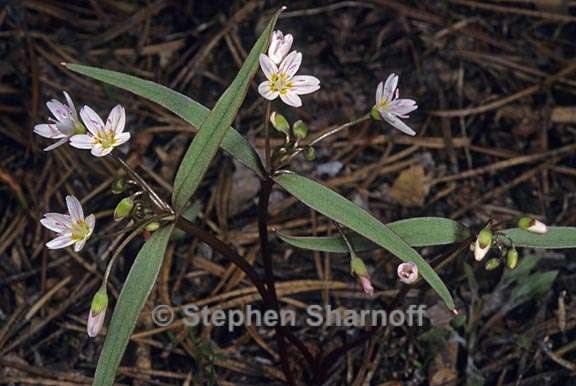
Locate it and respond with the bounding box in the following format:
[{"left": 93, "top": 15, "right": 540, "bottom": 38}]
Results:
[{"left": 60, "top": 62, "right": 68, "bottom": 67}]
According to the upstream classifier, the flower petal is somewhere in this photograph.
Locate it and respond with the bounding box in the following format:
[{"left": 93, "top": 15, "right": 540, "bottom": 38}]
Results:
[
  {"left": 106, "top": 105, "right": 126, "bottom": 135},
  {"left": 375, "top": 81, "right": 384, "bottom": 104},
  {"left": 70, "top": 134, "right": 94, "bottom": 149},
  {"left": 279, "top": 51, "right": 302, "bottom": 78},
  {"left": 74, "top": 239, "right": 86, "bottom": 252},
  {"left": 40, "top": 217, "right": 70, "bottom": 233},
  {"left": 115, "top": 132, "right": 131, "bottom": 146},
  {"left": 34, "top": 124, "right": 65, "bottom": 139},
  {"left": 279, "top": 91, "right": 302, "bottom": 107},
  {"left": 47, "top": 99, "right": 71, "bottom": 122},
  {"left": 85, "top": 214, "right": 96, "bottom": 232},
  {"left": 383, "top": 73, "right": 398, "bottom": 102},
  {"left": 381, "top": 111, "right": 416, "bottom": 136},
  {"left": 43, "top": 138, "right": 69, "bottom": 151},
  {"left": 66, "top": 195, "right": 84, "bottom": 222},
  {"left": 291, "top": 75, "right": 320, "bottom": 95},
  {"left": 258, "top": 81, "right": 279, "bottom": 100},
  {"left": 63, "top": 91, "right": 78, "bottom": 119},
  {"left": 91, "top": 143, "right": 112, "bottom": 157},
  {"left": 44, "top": 213, "right": 72, "bottom": 227},
  {"left": 389, "top": 98, "right": 418, "bottom": 116},
  {"left": 46, "top": 234, "right": 75, "bottom": 249},
  {"left": 80, "top": 106, "right": 105, "bottom": 136},
  {"left": 259, "top": 54, "right": 278, "bottom": 80},
  {"left": 55, "top": 119, "right": 75, "bottom": 136}
]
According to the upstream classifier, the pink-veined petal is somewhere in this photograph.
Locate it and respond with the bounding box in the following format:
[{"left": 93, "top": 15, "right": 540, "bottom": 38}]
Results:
[
  {"left": 258, "top": 81, "right": 279, "bottom": 100},
  {"left": 381, "top": 111, "right": 416, "bottom": 136},
  {"left": 382, "top": 73, "right": 398, "bottom": 102},
  {"left": 74, "top": 239, "right": 86, "bottom": 252},
  {"left": 63, "top": 91, "right": 78, "bottom": 119},
  {"left": 279, "top": 51, "right": 302, "bottom": 78},
  {"left": 85, "top": 214, "right": 96, "bottom": 233},
  {"left": 40, "top": 217, "right": 70, "bottom": 233},
  {"left": 389, "top": 99, "right": 418, "bottom": 116},
  {"left": 91, "top": 143, "right": 112, "bottom": 157},
  {"left": 80, "top": 106, "right": 105, "bottom": 136},
  {"left": 279, "top": 91, "right": 302, "bottom": 107},
  {"left": 47, "top": 99, "right": 71, "bottom": 122},
  {"left": 44, "top": 213, "right": 72, "bottom": 227},
  {"left": 69, "top": 134, "right": 94, "bottom": 149},
  {"left": 115, "top": 132, "right": 131, "bottom": 146},
  {"left": 34, "top": 124, "right": 65, "bottom": 139},
  {"left": 55, "top": 119, "right": 75, "bottom": 136},
  {"left": 375, "top": 81, "right": 384, "bottom": 104},
  {"left": 43, "top": 138, "right": 69, "bottom": 151},
  {"left": 259, "top": 54, "right": 278, "bottom": 80},
  {"left": 291, "top": 75, "right": 320, "bottom": 95},
  {"left": 106, "top": 105, "right": 126, "bottom": 135},
  {"left": 46, "top": 234, "right": 75, "bottom": 249},
  {"left": 66, "top": 195, "right": 84, "bottom": 222}
]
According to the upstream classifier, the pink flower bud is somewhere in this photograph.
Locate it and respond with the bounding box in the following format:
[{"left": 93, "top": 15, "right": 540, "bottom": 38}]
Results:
[
  {"left": 397, "top": 262, "right": 418, "bottom": 284},
  {"left": 359, "top": 276, "right": 374, "bottom": 296},
  {"left": 87, "top": 309, "right": 106, "bottom": 338}
]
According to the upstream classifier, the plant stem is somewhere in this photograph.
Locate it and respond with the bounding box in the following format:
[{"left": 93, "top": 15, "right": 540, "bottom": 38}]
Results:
[{"left": 264, "top": 101, "right": 272, "bottom": 172}]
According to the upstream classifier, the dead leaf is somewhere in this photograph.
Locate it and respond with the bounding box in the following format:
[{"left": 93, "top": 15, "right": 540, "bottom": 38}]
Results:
[{"left": 390, "top": 165, "right": 431, "bottom": 207}]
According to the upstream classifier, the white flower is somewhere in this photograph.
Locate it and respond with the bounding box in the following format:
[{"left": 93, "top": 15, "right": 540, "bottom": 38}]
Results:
[
  {"left": 268, "top": 30, "right": 293, "bottom": 64},
  {"left": 33, "top": 91, "right": 85, "bottom": 151},
  {"left": 397, "top": 262, "right": 418, "bottom": 284},
  {"left": 375, "top": 74, "right": 418, "bottom": 136},
  {"left": 40, "top": 195, "right": 95, "bottom": 252},
  {"left": 258, "top": 51, "right": 320, "bottom": 108},
  {"left": 70, "top": 105, "right": 130, "bottom": 157}
]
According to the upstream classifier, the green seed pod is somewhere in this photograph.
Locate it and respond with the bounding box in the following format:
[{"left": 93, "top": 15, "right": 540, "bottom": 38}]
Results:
[
  {"left": 506, "top": 248, "right": 519, "bottom": 269},
  {"left": 370, "top": 105, "right": 382, "bottom": 121},
  {"left": 485, "top": 258, "right": 501, "bottom": 271},
  {"left": 292, "top": 120, "right": 309, "bottom": 139},
  {"left": 145, "top": 222, "right": 160, "bottom": 232},
  {"left": 111, "top": 177, "right": 128, "bottom": 195},
  {"left": 304, "top": 147, "right": 316, "bottom": 161},
  {"left": 478, "top": 229, "right": 493, "bottom": 248},
  {"left": 517, "top": 217, "right": 533, "bottom": 229},
  {"left": 114, "top": 197, "right": 135, "bottom": 221},
  {"left": 270, "top": 112, "right": 290, "bottom": 134}
]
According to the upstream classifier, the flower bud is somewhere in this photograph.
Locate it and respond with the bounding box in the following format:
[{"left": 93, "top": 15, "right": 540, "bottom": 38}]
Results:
[
  {"left": 506, "top": 248, "right": 519, "bottom": 269},
  {"left": 114, "top": 197, "right": 134, "bottom": 222},
  {"left": 111, "top": 177, "right": 128, "bottom": 194},
  {"left": 474, "top": 229, "right": 492, "bottom": 261},
  {"left": 270, "top": 111, "right": 290, "bottom": 134},
  {"left": 518, "top": 217, "right": 548, "bottom": 234},
  {"left": 370, "top": 105, "right": 382, "bottom": 121},
  {"left": 268, "top": 30, "right": 293, "bottom": 64},
  {"left": 350, "top": 256, "right": 373, "bottom": 296},
  {"left": 293, "top": 120, "right": 308, "bottom": 139},
  {"left": 87, "top": 287, "right": 108, "bottom": 338},
  {"left": 304, "top": 147, "right": 316, "bottom": 161},
  {"left": 145, "top": 222, "right": 160, "bottom": 232},
  {"left": 397, "top": 262, "right": 418, "bottom": 284},
  {"left": 485, "top": 258, "right": 501, "bottom": 271}
]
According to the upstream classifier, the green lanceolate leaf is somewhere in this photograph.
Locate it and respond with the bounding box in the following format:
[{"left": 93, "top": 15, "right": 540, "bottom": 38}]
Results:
[
  {"left": 278, "top": 217, "right": 471, "bottom": 252},
  {"left": 92, "top": 225, "right": 173, "bottom": 386},
  {"left": 64, "top": 66, "right": 264, "bottom": 178},
  {"left": 274, "top": 173, "right": 455, "bottom": 310},
  {"left": 501, "top": 227, "right": 576, "bottom": 249},
  {"left": 171, "top": 10, "right": 282, "bottom": 212}
]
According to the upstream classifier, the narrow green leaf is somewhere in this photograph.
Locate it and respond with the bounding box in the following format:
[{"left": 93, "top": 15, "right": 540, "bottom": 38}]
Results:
[
  {"left": 501, "top": 227, "right": 576, "bottom": 249},
  {"left": 93, "top": 225, "right": 173, "bottom": 386},
  {"left": 278, "top": 217, "right": 470, "bottom": 252},
  {"left": 64, "top": 66, "right": 265, "bottom": 178},
  {"left": 274, "top": 173, "right": 455, "bottom": 310},
  {"left": 171, "top": 10, "right": 281, "bottom": 211}
]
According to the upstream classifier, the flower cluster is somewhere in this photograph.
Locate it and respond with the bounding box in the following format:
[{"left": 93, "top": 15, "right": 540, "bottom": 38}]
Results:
[{"left": 34, "top": 92, "right": 130, "bottom": 157}]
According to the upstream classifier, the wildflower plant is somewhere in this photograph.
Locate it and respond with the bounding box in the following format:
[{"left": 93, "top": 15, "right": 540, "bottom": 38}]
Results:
[{"left": 35, "top": 8, "right": 576, "bottom": 386}]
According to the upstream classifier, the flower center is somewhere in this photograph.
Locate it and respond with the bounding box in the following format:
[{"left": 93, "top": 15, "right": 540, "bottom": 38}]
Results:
[
  {"left": 94, "top": 130, "right": 117, "bottom": 148},
  {"left": 270, "top": 72, "right": 293, "bottom": 95},
  {"left": 71, "top": 220, "right": 91, "bottom": 241}
]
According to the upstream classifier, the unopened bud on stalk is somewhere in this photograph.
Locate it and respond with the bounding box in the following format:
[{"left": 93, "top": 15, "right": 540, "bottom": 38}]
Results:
[
  {"left": 270, "top": 111, "right": 290, "bottom": 135},
  {"left": 114, "top": 197, "right": 134, "bottom": 222},
  {"left": 506, "top": 248, "right": 519, "bottom": 269},
  {"left": 350, "top": 255, "right": 373, "bottom": 296},
  {"left": 397, "top": 262, "right": 418, "bottom": 284},
  {"left": 87, "top": 287, "right": 108, "bottom": 338},
  {"left": 474, "top": 228, "right": 492, "bottom": 261},
  {"left": 485, "top": 258, "right": 501, "bottom": 271},
  {"left": 111, "top": 177, "right": 128, "bottom": 194},
  {"left": 518, "top": 217, "right": 548, "bottom": 234},
  {"left": 293, "top": 120, "right": 308, "bottom": 139}
]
